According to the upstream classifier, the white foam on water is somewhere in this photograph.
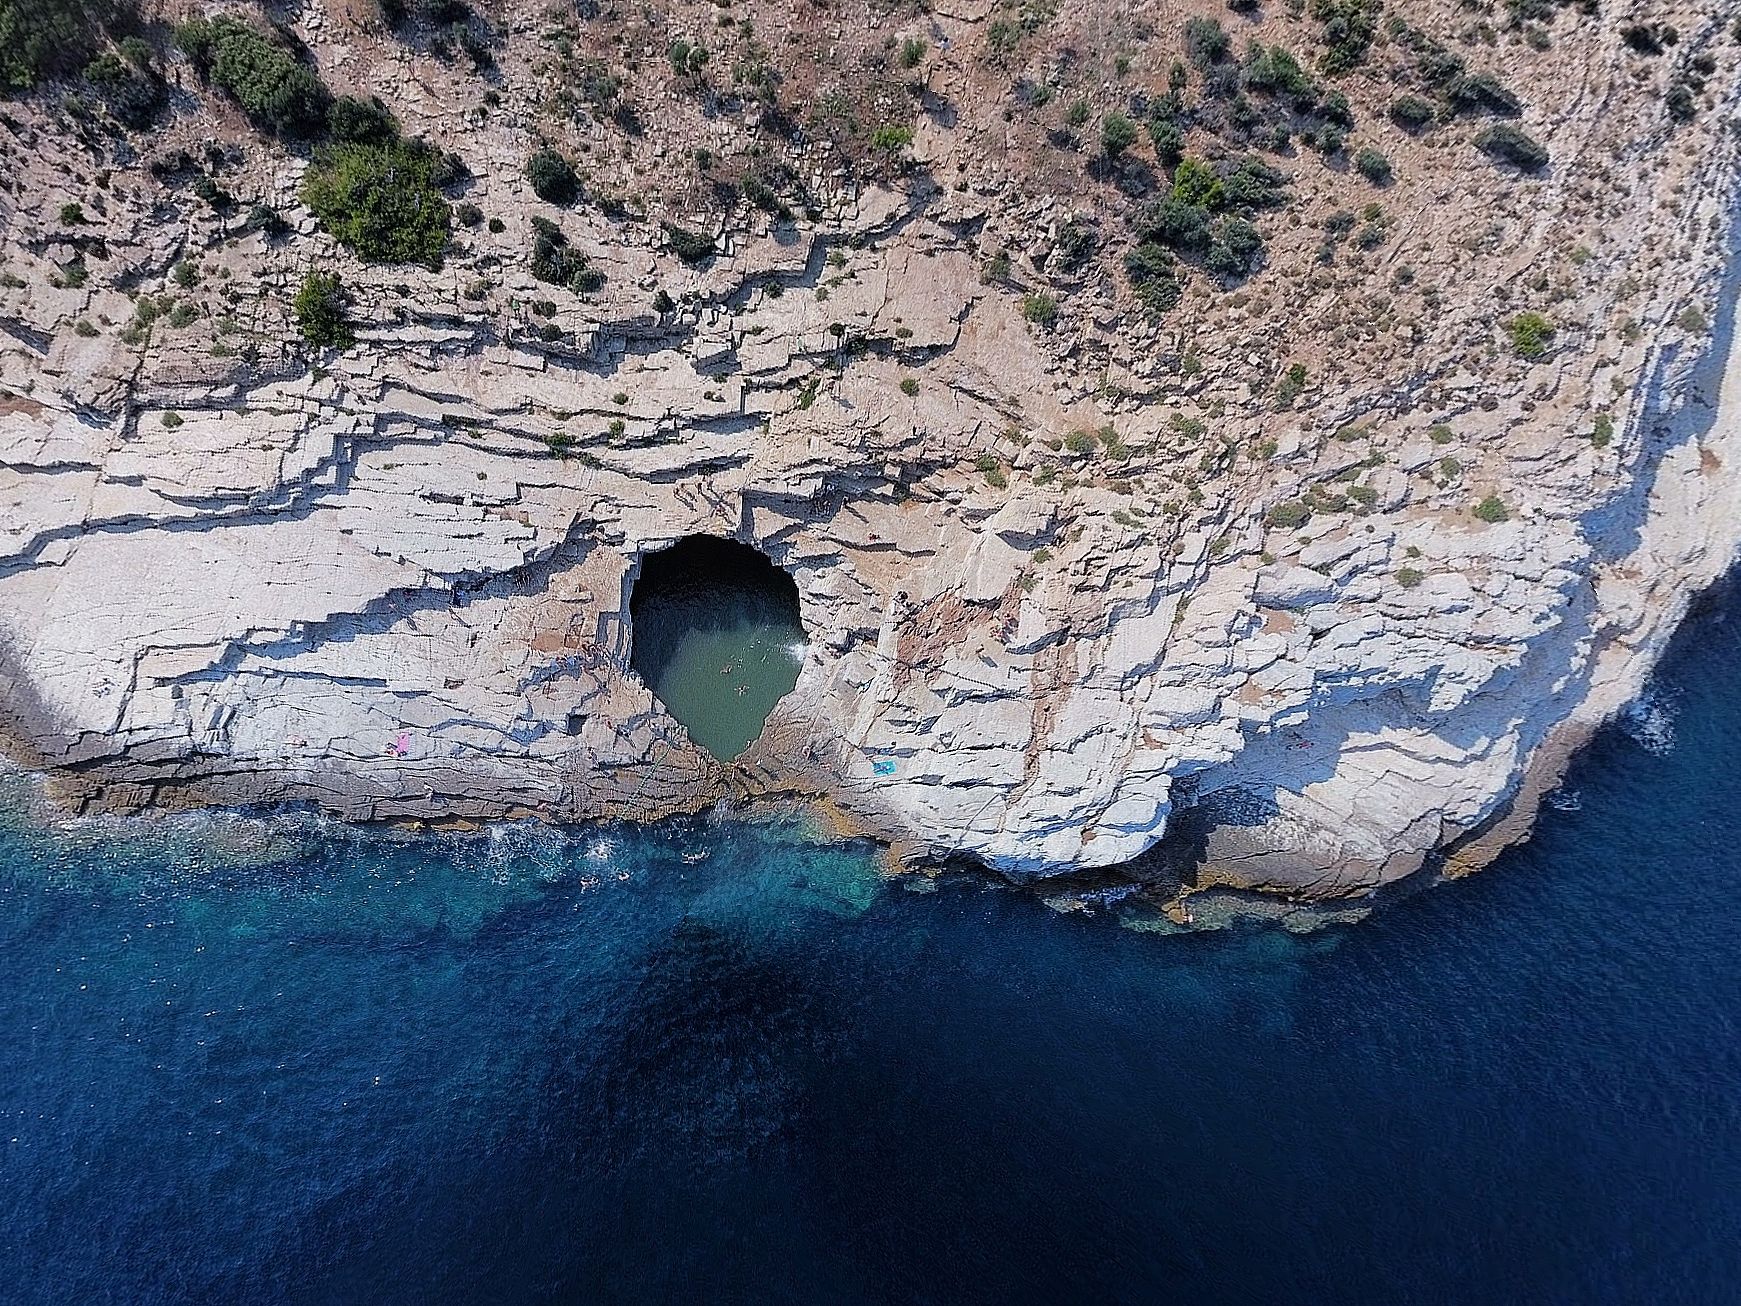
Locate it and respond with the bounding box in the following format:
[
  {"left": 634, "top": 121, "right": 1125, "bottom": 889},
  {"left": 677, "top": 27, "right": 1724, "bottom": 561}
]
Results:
[{"left": 1620, "top": 687, "right": 1678, "bottom": 757}]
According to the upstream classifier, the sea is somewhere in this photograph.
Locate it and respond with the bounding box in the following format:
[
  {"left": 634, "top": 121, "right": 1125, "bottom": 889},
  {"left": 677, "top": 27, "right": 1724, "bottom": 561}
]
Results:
[{"left": 3, "top": 580, "right": 1740, "bottom": 1304}]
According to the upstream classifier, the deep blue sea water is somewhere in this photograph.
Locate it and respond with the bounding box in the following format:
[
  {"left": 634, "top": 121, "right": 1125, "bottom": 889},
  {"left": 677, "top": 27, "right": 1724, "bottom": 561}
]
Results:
[{"left": 4, "top": 599, "right": 1741, "bottom": 1305}]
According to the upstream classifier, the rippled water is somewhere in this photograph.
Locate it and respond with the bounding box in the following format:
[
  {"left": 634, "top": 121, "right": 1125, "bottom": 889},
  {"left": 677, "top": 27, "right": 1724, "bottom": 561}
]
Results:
[{"left": 5, "top": 592, "right": 1741, "bottom": 1302}]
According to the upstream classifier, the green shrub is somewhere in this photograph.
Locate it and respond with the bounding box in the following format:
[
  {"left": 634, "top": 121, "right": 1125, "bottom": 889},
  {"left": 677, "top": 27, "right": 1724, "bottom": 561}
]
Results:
[
  {"left": 1125, "top": 242, "right": 1182, "bottom": 315},
  {"left": 1389, "top": 94, "right": 1435, "bottom": 130},
  {"left": 1, "top": 0, "right": 125, "bottom": 92},
  {"left": 1147, "top": 114, "right": 1185, "bottom": 167},
  {"left": 525, "top": 147, "right": 579, "bottom": 204},
  {"left": 1221, "top": 155, "right": 1288, "bottom": 209},
  {"left": 1444, "top": 72, "right": 1521, "bottom": 118},
  {"left": 177, "top": 16, "right": 330, "bottom": 135},
  {"left": 1205, "top": 216, "right": 1263, "bottom": 277},
  {"left": 1275, "top": 362, "right": 1308, "bottom": 406},
  {"left": 900, "top": 376, "right": 920, "bottom": 396},
  {"left": 1475, "top": 123, "right": 1549, "bottom": 172},
  {"left": 870, "top": 123, "right": 915, "bottom": 152},
  {"left": 160, "top": 410, "right": 183, "bottom": 428},
  {"left": 1134, "top": 195, "right": 1212, "bottom": 251},
  {"left": 1395, "top": 566, "right": 1424, "bottom": 588},
  {"left": 1022, "top": 292, "right": 1059, "bottom": 326},
  {"left": 1266, "top": 499, "right": 1312, "bottom": 529},
  {"left": 1506, "top": 310, "right": 1555, "bottom": 359},
  {"left": 293, "top": 271, "right": 354, "bottom": 348},
  {"left": 300, "top": 140, "right": 451, "bottom": 266},
  {"left": 1353, "top": 146, "right": 1392, "bottom": 183},
  {"left": 1100, "top": 110, "right": 1137, "bottom": 158},
  {"left": 83, "top": 47, "right": 167, "bottom": 126},
  {"left": 530, "top": 217, "right": 604, "bottom": 293},
  {"left": 663, "top": 222, "right": 715, "bottom": 264},
  {"left": 246, "top": 203, "right": 290, "bottom": 237},
  {"left": 1311, "top": 0, "right": 1381, "bottom": 75},
  {"left": 1243, "top": 43, "right": 1316, "bottom": 98},
  {"left": 1473, "top": 495, "right": 1509, "bottom": 523},
  {"left": 1591, "top": 412, "right": 1614, "bottom": 447},
  {"left": 1184, "top": 17, "right": 1230, "bottom": 68},
  {"left": 1065, "top": 429, "right": 1098, "bottom": 456},
  {"left": 328, "top": 95, "right": 397, "bottom": 145},
  {"left": 667, "top": 37, "right": 709, "bottom": 77},
  {"left": 58, "top": 202, "right": 85, "bottom": 225}
]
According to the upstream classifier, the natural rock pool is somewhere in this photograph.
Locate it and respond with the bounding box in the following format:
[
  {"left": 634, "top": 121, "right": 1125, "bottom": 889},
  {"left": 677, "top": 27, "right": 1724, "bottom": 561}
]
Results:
[{"left": 628, "top": 535, "right": 808, "bottom": 760}]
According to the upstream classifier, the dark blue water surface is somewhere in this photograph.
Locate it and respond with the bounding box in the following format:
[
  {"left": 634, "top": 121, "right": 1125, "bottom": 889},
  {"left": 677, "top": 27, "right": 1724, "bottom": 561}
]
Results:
[{"left": 5, "top": 602, "right": 1741, "bottom": 1305}]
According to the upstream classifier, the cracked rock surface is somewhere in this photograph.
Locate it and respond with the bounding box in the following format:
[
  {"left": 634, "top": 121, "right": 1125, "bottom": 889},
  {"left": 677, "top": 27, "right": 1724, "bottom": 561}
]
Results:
[{"left": 4, "top": 0, "right": 1741, "bottom": 905}]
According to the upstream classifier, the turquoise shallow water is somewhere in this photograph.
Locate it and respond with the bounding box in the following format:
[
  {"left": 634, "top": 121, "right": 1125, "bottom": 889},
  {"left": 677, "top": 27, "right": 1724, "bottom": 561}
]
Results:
[{"left": 4, "top": 590, "right": 1741, "bottom": 1302}]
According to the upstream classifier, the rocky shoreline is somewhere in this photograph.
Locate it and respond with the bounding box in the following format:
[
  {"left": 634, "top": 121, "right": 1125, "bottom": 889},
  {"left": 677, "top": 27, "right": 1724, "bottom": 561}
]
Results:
[{"left": 4, "top": 1, "right": 1740, "bottom": 911}]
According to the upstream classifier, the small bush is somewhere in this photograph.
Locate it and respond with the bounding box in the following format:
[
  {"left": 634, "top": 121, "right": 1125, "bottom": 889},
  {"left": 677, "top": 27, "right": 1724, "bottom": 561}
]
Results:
[
  {"left": 1275, "top": 362, "right": 1308, "bottom": 407},
  {"left": 1, "top": 0, "right": 116, "bottom": 91},
  {"left": 1266, "top": 499, "right": 1312, "bottom": 529},
  {"left": 58, "top": 202, "right": 85, "bottom": 225},
  {"left": 1395, "top": 566, "right": 1424, "bottom": 588},
  {"left": 293, "top": 271, "right": 354, "bottom": 348},
  {"left": 1353, "top": 147, "right": 1392, "bottom": 184},
  {"left": 1506, "top": 310, "right": 1555, "bottom": 360},
  {"left": 300, "top": 140, "right": 451, "bottom": 266},
  {"left": 668, "top": 37, "right": 709, "bottom": 77},
  {"left": 1475, "top": 124, "right": 1549, "bottom": 173},
  {"left": 1101, "top": 111, "right": 1138, "bottom": 158},
  {"left": 1022, "top": 292, "right": 1059, "bottom": 326},
  {"left": 1473, "top": 495, "right": 1509, "bottom": 523},
  {"left": 900, "top": 376, "right": 920, "bottom": 396},
  {"left": 177, "top": 16, "right": 330, "bottom": 135},
  {"left": 1125, "top": 242, "right": 1182, "bottom": 315},
  {"left": 663, "top": 222, "right": 715, "bottom": 264},
  {"left": 1205, "top": 216, "right": 1263, "bottom": 278},
  {"left": 870, "top": 123, "right": 915, "bottom": 152},
  {"left": 161, "top": 410, "right": 184, "bottom": 429},
  {"left": 1311, "top": 0, "right": 1381, "bottom": 75},
  {"left": 328, "top": 95, "right": 397, "bottom": 145},
  {"left": 525, "top": 147, "right": 579, "bottom": 204},
  {"left": 1444, "top": 72, "right": 1521, "bottom": 118},
  {"left": 1147, "top": 114, "right": 1185, "bottom": 168},
  {"left": 1390, "top": 95, "right": 1435, "bottom": 130},
  {"left": 1184, "top": 16, "right": 1231, "bottom": 68},
  {"left": 84, "top": 47, "right": 167, "bottom": 127},
  {"left": 1591, "top": 412, "right": 1614, "bottom": 448},
  {"left": 530, "top": 217, "right": 604, "bottom": 294}
]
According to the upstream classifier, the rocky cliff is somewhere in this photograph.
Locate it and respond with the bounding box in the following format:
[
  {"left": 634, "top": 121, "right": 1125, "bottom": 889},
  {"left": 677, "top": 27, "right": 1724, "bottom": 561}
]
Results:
[{"left": 3, "top": 0, "right": 1740, "bottom": 910}]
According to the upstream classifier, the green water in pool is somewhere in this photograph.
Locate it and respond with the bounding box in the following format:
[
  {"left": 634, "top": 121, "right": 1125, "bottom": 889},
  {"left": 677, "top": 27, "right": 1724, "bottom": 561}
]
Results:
[{"left": 628, "top": 536, "right": 808, "bottom": 760}]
